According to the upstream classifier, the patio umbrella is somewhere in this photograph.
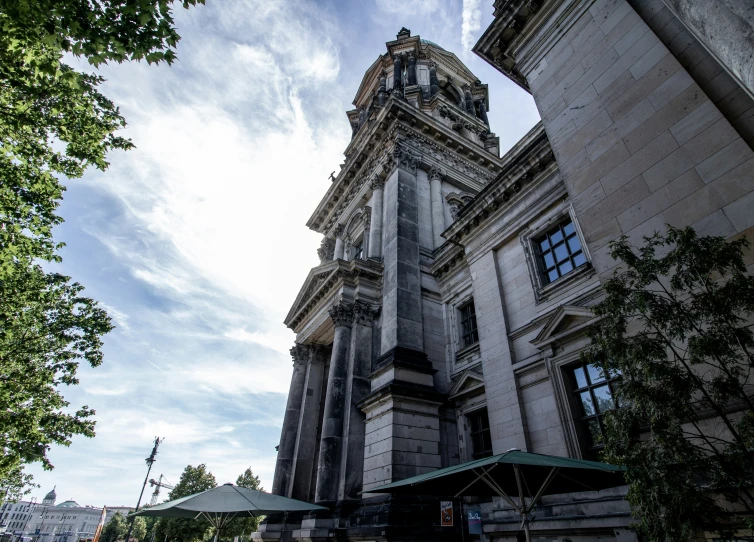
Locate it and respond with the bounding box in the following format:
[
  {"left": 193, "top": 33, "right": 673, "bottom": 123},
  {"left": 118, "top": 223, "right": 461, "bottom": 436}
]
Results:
[
  {"left": 131, "top": 483, "right": 326, "bottom": 542},
  {"left": 367, "top": 449, "right": 626, "bottom": 542}
]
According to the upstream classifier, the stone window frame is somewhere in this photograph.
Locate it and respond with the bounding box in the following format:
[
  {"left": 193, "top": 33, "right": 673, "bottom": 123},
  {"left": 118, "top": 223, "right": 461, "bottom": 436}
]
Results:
[
  {"left": 456, "top": 399, "right": 489, "bottom": 463},
  {"left": 343, "top": 207, "right": 370, "bottom": 262},
  {"left": 520, "top": 203, "right": 593, "bottom": 304},
  {"left": 448, "top": 289, "right": 480, "bottom": 363}
]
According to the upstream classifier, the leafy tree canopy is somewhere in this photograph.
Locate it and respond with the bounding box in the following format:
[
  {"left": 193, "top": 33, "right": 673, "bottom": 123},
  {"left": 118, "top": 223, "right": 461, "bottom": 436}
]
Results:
[
  {"left": 0, "top": 0, "right": 203, "bottom": 501},
  {"left": 587, "top": 226, "right": 754, "bottom": 540},
  {"left": 101, "top": 512, "right": 128, "bottom": 542}
]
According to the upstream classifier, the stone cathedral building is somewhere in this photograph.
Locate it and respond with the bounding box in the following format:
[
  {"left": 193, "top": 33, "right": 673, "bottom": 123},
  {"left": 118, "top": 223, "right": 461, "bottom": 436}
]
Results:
[{"left": 258, "top": 1, "right": 754, "bottom": 540}]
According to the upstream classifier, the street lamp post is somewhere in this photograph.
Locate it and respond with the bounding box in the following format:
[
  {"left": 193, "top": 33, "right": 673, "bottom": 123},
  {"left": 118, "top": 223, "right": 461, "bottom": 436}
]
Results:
[{"left": 123, "top": 438, "right": 163, "bottom": 542}]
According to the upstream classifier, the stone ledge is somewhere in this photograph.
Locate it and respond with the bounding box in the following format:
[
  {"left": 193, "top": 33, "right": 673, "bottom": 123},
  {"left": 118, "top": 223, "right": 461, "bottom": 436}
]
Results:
[{"left": 371, "top": 346, "right": 437, "bottom": 377}]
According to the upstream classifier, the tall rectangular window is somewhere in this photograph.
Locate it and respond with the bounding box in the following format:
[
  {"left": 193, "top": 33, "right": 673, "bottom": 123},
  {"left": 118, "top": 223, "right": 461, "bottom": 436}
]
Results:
[
  {"left": 468, "top": 408, "right": 493, "bottom": 459},
  {"left": 569, "top": 361, "right": 621, "bottom": 457},
  {"left": 535, "top": 218, "right": 587, "bottom": 284},
  {"left": 459, "top": 300, "right": 479, "bottom": 348}
]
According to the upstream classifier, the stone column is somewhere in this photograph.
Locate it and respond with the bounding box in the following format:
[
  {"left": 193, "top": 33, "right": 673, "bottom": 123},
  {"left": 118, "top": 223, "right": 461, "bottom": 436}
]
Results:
[
  {"left": 463, "top": 84, "right": 475, "bottom": 115},
  {"left": 429, "top": 167, "right": 445, "bottom": 249},
  {"left": 478, "top": 100, "right": 489, "bottom": 126},
  {"left": 378, "top": 71, "right": 387, "bottom": 106},
  {"left": 392, "top": 54, "right": 403, "bottom": 94},
  {"left": 333, "top": 225, "right": 345, "bottom": 260},
  {"left": 271, "top": 344, "right": 309, "bottom": 496},
  {"left": 314, "top": 302, "right": 354, "bottom": 505},
  {"left": 429, "top": 64, "right": 439, "bottom": 96},
  {"left": 662, "top": 0, "right": 754, "bottom": 99},
  {"left": 289, "top": 345, "right": 326, "bottom": 502},
  {"left": 362, "top": 206, "right": 371, "bottom": 259},
  {"left": 338, "top": 301, "right": 375, "bottom": 501},
  {"left": 406, "top": 52, "right": 417, "bottom": 86},
  {"left": 367, "top": 178, "right": 384, "bottom": 259}
]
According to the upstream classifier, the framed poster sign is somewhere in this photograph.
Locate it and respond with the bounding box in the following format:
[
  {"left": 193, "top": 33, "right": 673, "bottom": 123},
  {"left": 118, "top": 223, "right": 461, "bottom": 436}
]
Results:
[{"left": 440, "top": 501, "right": 453, "bottom": 526}]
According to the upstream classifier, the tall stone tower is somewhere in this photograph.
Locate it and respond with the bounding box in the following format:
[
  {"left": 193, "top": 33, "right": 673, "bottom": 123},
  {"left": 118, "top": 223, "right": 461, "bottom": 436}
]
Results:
[{"left": 262, "top": 28, "right": 502, "bottom": 540}]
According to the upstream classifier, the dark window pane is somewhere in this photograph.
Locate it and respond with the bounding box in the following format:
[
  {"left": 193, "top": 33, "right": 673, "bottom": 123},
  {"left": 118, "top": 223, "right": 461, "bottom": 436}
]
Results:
[
  {"left": 579, "top": 391, "right": 596, "bottom": 416},
  {"left": 563, "top": 221, "right": 575, "bottom": 236},
  {"left": 573, "top": 252, "right": 587, "bottom": 267},
  {"left": 543, "top": 252, "right": 555, "bottom": 268},
  {"left": 558, "top": 260, "right": 573, "bottom": 275},
  {"left": 567, "top": 236, "right": 581, "bottom": 253},
  {"left": 550, "top": 229, "right": 563, "bottom": 244},
  {"left": 593, "top": 385, "right": 614, "bottom": 413},
  {"left": 587, "top": 419, "right": 603, "bottom": 447},
  {"left": 573, "top": 366, "right": 588, "bottom": 388},
  {"left": 554, "top": 244, "right": 569, "bottom": 261},
  {"left": 586, "top": 363, "right": 606, "bottom": 384}
]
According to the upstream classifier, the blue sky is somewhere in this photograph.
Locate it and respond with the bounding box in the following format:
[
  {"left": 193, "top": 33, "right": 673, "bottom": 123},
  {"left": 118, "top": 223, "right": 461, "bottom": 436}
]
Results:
[{"left": 26, "top": 0, "right": 540, "bottom": 507}]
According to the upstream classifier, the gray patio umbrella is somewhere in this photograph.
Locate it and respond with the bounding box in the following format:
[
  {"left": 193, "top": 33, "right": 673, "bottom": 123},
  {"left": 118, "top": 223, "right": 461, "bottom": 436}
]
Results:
[
  {"left": 131, "top": 483, "right": 326, "bottom": 542},
  {"left": 367, "top": 449, "right": 626, "bottom": 542}
]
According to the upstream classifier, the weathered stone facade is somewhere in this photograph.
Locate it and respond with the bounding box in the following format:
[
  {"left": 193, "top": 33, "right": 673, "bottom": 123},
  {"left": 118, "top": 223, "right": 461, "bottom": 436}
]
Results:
[{"left": 256, "top": 5, "right": 754, "bottom": 539}]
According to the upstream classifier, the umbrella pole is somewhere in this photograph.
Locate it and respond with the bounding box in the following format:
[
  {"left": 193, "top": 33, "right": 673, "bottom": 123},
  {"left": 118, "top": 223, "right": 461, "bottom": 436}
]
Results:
[{"left": 513, "top": 465, "right": 532, "bottom": 542}]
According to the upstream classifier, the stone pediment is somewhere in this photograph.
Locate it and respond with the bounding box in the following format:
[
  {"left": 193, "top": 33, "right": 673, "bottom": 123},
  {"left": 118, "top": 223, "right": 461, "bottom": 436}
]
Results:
[
  {"left": 531, "top": 305, "right": 598, "bottom": 350},
  {"left": 284, "top": 258, "right": 383, "bottom": 332},
  {"left": 448, "top": 369, "right": 485, "bottom": 401}
]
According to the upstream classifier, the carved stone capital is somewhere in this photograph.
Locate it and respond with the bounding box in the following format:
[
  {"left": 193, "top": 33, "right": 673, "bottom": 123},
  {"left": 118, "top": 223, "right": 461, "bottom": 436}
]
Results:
[
  {"left": 386, "top": 145, "right": 418, "bottom": 174},
  {"left": 317, "top": 237, "right": 335, "bottom": 262},
  {"left": 290, "top": 343, "right": 311, "bottom": 366},
  {"left": 370, "top": 176, "right": 385, "bottom": 191},
  {"left": 352, "top": 301, "right": 378, "bottom": 326},
  {"left": 333, "top": 224, "right": 345, "bottom": 238},
  {"left": 362, "top": 205, "right": 372, "bottom": 226},
  {"left": 310, "top": 344, "right": 327, "bottom": 365},
  {"left": 428, "top": 165, "right": 444, "bottom": 181},
  {"left": 328, "top": 302, "right": 354, "bottom": 328}
]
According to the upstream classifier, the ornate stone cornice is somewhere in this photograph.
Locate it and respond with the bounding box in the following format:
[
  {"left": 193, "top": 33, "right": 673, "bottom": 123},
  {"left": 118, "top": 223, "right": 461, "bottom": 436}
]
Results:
[
  {"left": 307, "top": 98, "right": 502, "bottom": 235},
  {"left": 430, "top": 243, "right": 467, "bottom": 280},
  {"left": 285, "top": 258, "right": 384, "bottom": 331},
  {"left": 443, "top": 122, "right": 555, "bottom": 246},
  {"left": 328, "top": 302, "right": 355, "bottom": 327}
]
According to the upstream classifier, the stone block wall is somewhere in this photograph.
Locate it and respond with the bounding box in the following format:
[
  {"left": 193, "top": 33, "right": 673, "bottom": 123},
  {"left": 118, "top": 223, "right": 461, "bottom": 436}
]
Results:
[{"left": 524, "top": 0, "right": 754, "bottom": 278}]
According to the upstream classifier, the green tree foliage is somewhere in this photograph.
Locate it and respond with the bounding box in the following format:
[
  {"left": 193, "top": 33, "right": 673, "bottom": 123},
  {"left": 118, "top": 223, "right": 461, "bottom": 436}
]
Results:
[
  {"left": 586, "top": 226, "right": 754, "bottom": 540},
  {"left": 131, "top": 516, "right": 148, "bottom": 542},
  {"left": 101, "top": 513, "right": 128, "bottom": 542},
  {"left": 0, "top": 0, "right": 203, "bottom": 500},
  {"left": 217, "top": 468, "right": 264, "bottom": 541},
  {"left": 154, "top": 464, "right": 217, "bottom": 542}
]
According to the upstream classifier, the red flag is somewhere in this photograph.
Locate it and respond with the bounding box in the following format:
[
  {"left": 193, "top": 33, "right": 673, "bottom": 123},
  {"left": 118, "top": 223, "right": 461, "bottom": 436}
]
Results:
[{"left": 91, "top": 507, "right": 107, "bottom": 542}]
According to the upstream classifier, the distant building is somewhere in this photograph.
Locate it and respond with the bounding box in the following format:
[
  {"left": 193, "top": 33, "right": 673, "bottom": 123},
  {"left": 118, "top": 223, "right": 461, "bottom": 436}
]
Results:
[
  {"left": 0, "top": 499, "right": 36, "bottom": 539},
  {"left": 24, "top": 490, "right": 131, "bottom": 542}
]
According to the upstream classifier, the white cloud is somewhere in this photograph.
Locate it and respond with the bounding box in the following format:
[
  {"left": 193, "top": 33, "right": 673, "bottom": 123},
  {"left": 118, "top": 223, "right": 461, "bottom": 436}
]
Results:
[{"left": 461, "top": 0, "right": 483, "bottom": 50}]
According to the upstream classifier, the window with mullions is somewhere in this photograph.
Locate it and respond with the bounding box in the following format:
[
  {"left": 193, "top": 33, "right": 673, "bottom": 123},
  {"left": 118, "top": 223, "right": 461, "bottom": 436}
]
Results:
[
  {"left": 569, "top": 362, "right": 621, "bottom": 456},
  {"left": 535, "top": 219, "right": 587, "bottom": 285},
  {"left": 468, "top": 408, "right": 493, "bottom": 459},
  {"left": 459, "top": 300, "right": 479, "bottom": 348},
  {"left": 350, "top": 240, "right": 364, "bottom": 261}
]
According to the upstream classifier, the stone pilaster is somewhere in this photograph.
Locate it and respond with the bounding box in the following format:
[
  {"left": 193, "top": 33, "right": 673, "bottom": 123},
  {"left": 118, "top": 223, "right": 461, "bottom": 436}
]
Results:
[
  {"left": 429, "top": 63, "right": 439, "bottom": 96},
  {"left": 314, "top": 302, "right": 354, "bottom": 505},
  {"left": 380, "top": 146, "right": 423, "bottom": 354},
  {"left": 392, "top": 54, "right": 403, "bottom": 95},
  {"left": 662, "top": 0, "right": 754, "bottom": 99},
  {"left": 338, "top": 301, "right": 377, "bottom": 501},
  {"left": 333, "top": 225, "right": 345, "bottom": 260},
  {"left": 367, "top": 178, "right": 384, "bottom": 259},
  {"left": 271, "top": 344, "right": 309, "bottom": 496},
  {"left": 289, "top": 345, "right": 327, "bottom": 502},
  {"left": 428, "top": 166, "right": 445, "bottom": 249}
]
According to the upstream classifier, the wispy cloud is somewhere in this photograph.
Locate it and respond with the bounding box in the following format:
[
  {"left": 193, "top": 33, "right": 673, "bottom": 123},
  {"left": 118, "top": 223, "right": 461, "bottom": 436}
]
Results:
[
  {"left": 461, "top": 0, "right": 483, "bottom": 51},
  {"left": 27, "top": 0, "right": 541, "bottom": 508}
]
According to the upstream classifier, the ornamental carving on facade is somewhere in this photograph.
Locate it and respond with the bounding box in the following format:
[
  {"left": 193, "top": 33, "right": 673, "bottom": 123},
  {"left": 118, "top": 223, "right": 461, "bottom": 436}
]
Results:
[
  {"left": 352, "top": 300, "right": 377, "bottom": 326},
  {"left": 317, "top": 237, "right": 335, "bottom": 262},
  {"left": 290, "top": 343, "right": 310, "bottom": 365},
  {"left": 328, "top": 302, "right": 355, "bottom": 327}
]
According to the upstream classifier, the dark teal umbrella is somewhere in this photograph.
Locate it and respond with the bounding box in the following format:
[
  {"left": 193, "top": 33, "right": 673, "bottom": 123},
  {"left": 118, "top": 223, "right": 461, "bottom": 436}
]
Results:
[
  {"left": 131, "top": 483, "right": 325, "bottom": 541},
  {"left": 367, "top": 449, "right": 626, "bottom": 542}
]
